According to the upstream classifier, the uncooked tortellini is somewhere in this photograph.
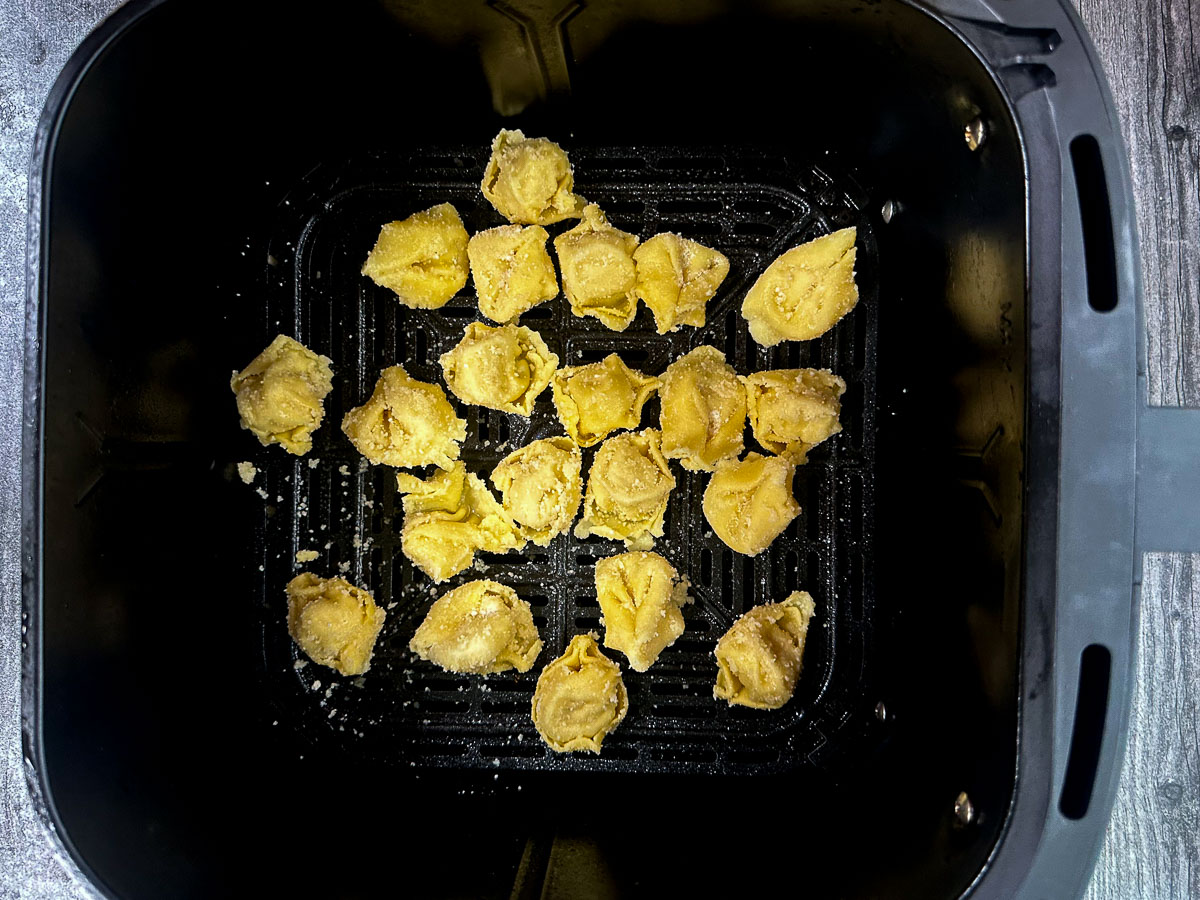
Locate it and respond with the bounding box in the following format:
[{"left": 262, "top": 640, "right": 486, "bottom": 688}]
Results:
[
  {"left": 659, "top": 345, "right": 746, "bottom": 471},
  {"left": 481, "top": 129, "right": 585, "bottom": 225},
  {"left": 702, "top": 453, "right": 800, "bottom": 556},
  {"left": 409, "top": 579, "right": 542, "bottom": 674},
  {"left": 633, "top": 233, "right": 729, "bottom": 334},
  {"left": 396, "top": 462, "right": 524, "bottom": 582},
  {"left": 286, "top": 573, "right": 386, "bottom": 676},
  {"left": 532, "top": 634, "right": 628, "bottom": 753},
  {"left": 439, "top": 322, "right": 558, "bottom": 416},
  {"left": 595, "top": 551, "right": 691, "bottom": 672},
  {"left": 554, "top": 204, "right": 640, "bottom": 331},
  {"left": 713, "top": 591, "right": 816, "bottom": 709},
  {"left": 551, "top": 353, "right": 660, "bottom": 448},
  {"left": 342, "top": 365, "right": 466, "bottom": 469},
  {"left": 575, "top": 429, "right": 676, "bottom": 550},
  {"left": 361, "top": 203, "right": 469, "bottom": 309},
  {"left": 490, "top": 437, "right": 583, "bottom": 546},
  {"left": 744, "top": 368, "right": 846, "bottom": 463},
  {"left": 468, "top": 224, "right": 559, "bottom": 324},
  {"left": 741, "top": 227, "right": 859, "bottom": 345},
  {"left": 231, "top": 335, "right": 333, "bottom": 456}
]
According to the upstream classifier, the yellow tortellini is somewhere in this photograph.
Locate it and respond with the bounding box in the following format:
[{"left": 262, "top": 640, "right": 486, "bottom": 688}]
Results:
[
  {"left": 481, "top": 129, "right": 586, "bottom": 225},
  {"left": 342, "top": 364, "right": 466, "bottom": 470},
  {"left": 594, "top": 551, "right": 691, "bottom": 672},
  {"left": 575, "top": 429, "right": 676, "bottom": 550},
  {"left": 396, "top": 462, "right": 524, "bottom": 582},
  {"left": 231, "top": 335, "right": 333, "bottom": 456},
  {"left": 285, "top": 573, "right": 386, "bottom": 676},
  {"left": 554, "top": 204, "right": 640, "bottom": 331},
  {"left": 490, "top": 437, "right": 583, "bottom": 546},
  {"left": 409, "top": 579, "right": 542, "bottom": 675},
  {"left": 702, "top": 453, "right": 800, "bottom": 556},
  {"left": 633, "top": 233, "right": 730, "bottom": 334},
  {"left": 659, "top": 345, "right": 746, "bottom": 471},
  {"left": 744, "top": 368, "right": 846, "bottom": 463},
  {"left": 468, "top": 224, "right": 559, "bottom": 324},
  {"left": 361, "top": 203, "right": 469, "bottom": 309},
  {"left": 551, "top": 353, "right": 660, "bottom": 448},
  {"left": 532, "top": 634, "right": 628, "bottom": 753},
  {"left": 439, "top": 322, "right": 558, "bottom": 416},
  {"left": 713, "top": 591, "right": 816, "bottom": 709},
  {"left": 741, "top": 226, "right": 859, "bottom": 346}
]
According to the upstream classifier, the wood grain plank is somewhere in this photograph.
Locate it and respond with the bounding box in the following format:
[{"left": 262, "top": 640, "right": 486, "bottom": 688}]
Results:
[
  {"left": 1085, "top": 554, "right": 1200, "bottom": 900},
  {"left": 1076, "top": 0, "right": 1200, "bottom": 407}
]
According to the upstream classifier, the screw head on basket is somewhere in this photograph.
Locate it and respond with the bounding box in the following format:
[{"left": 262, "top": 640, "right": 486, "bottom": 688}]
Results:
[
  {"left": 964, "top": 117, "right": 987, "bottom": 151},
  {"left": 954, "top": 790, "right": 976, "bottom": 826}
]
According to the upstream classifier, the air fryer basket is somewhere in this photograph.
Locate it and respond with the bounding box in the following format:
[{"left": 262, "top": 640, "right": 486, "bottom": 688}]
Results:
[{"left": 23, "top": 0, "right": 1170, "bottom": 898}]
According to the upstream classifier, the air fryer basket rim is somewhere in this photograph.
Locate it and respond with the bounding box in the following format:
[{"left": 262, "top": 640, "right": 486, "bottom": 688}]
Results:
[{"left": 19, "top": 0, "right": 1167, "bottom": 897}]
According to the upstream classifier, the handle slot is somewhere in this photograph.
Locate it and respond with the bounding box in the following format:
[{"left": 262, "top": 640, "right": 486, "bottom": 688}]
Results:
[
  {"left": 1070, "top": 135, "right": 1119, "bottom": 312},
  {"left": 1059, "top": 643, "right": 1113, "bottom": 819}
]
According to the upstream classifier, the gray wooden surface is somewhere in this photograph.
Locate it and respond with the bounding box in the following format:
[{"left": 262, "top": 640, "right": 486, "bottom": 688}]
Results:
[
  {"left": 1088, "top": 555, "right": 1200, "bottom": 900},
  {"left": 0, "top": 1, "right": 1196, "bottom": 898},
  {"left": 1077, "top": 0, "right": 1200, "bottom": 408}
]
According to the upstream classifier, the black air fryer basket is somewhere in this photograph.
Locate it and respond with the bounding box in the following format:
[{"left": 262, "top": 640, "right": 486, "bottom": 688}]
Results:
[{"left": 23, "top": 0, "right": 1199, "bottom": 897}]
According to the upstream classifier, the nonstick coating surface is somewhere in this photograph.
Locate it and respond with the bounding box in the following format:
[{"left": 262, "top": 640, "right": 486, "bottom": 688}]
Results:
[{"left": 250, "top": 144, "right": 878, "bottom": 775}]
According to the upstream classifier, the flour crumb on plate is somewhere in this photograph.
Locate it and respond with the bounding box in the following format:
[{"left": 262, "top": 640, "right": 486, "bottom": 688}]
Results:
[{"left": 237, "top": 461, "right": 258, "bottom": 484}]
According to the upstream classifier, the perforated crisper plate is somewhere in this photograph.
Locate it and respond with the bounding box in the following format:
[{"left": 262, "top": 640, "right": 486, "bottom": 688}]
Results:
[{"left": 248, "top": 145, "right": 878, "bottom": 776}]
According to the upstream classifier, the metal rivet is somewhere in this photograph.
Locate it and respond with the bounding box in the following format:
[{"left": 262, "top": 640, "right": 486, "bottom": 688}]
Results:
[
  {"left": 880, "top": 200, "right": 897, "bottom": 223},
  {"left": 874, "top": 701, "right": 888, "bottom": 721},
  {"left": 954, "top": 791, "right": 976, "bottom": 826},
  {"left": 965, "top": 118, "right": 987, "bottom": 151}
]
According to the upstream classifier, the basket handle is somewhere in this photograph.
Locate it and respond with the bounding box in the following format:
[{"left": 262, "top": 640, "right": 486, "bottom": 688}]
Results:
[{"left": 1136, "top": 408, "right": 1200, "bottom": 554}]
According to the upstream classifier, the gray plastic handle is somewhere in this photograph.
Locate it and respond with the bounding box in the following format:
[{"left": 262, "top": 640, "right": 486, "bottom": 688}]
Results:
[{"left": 1136, "top": 406, "right": 1200, "bottom": 556}]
